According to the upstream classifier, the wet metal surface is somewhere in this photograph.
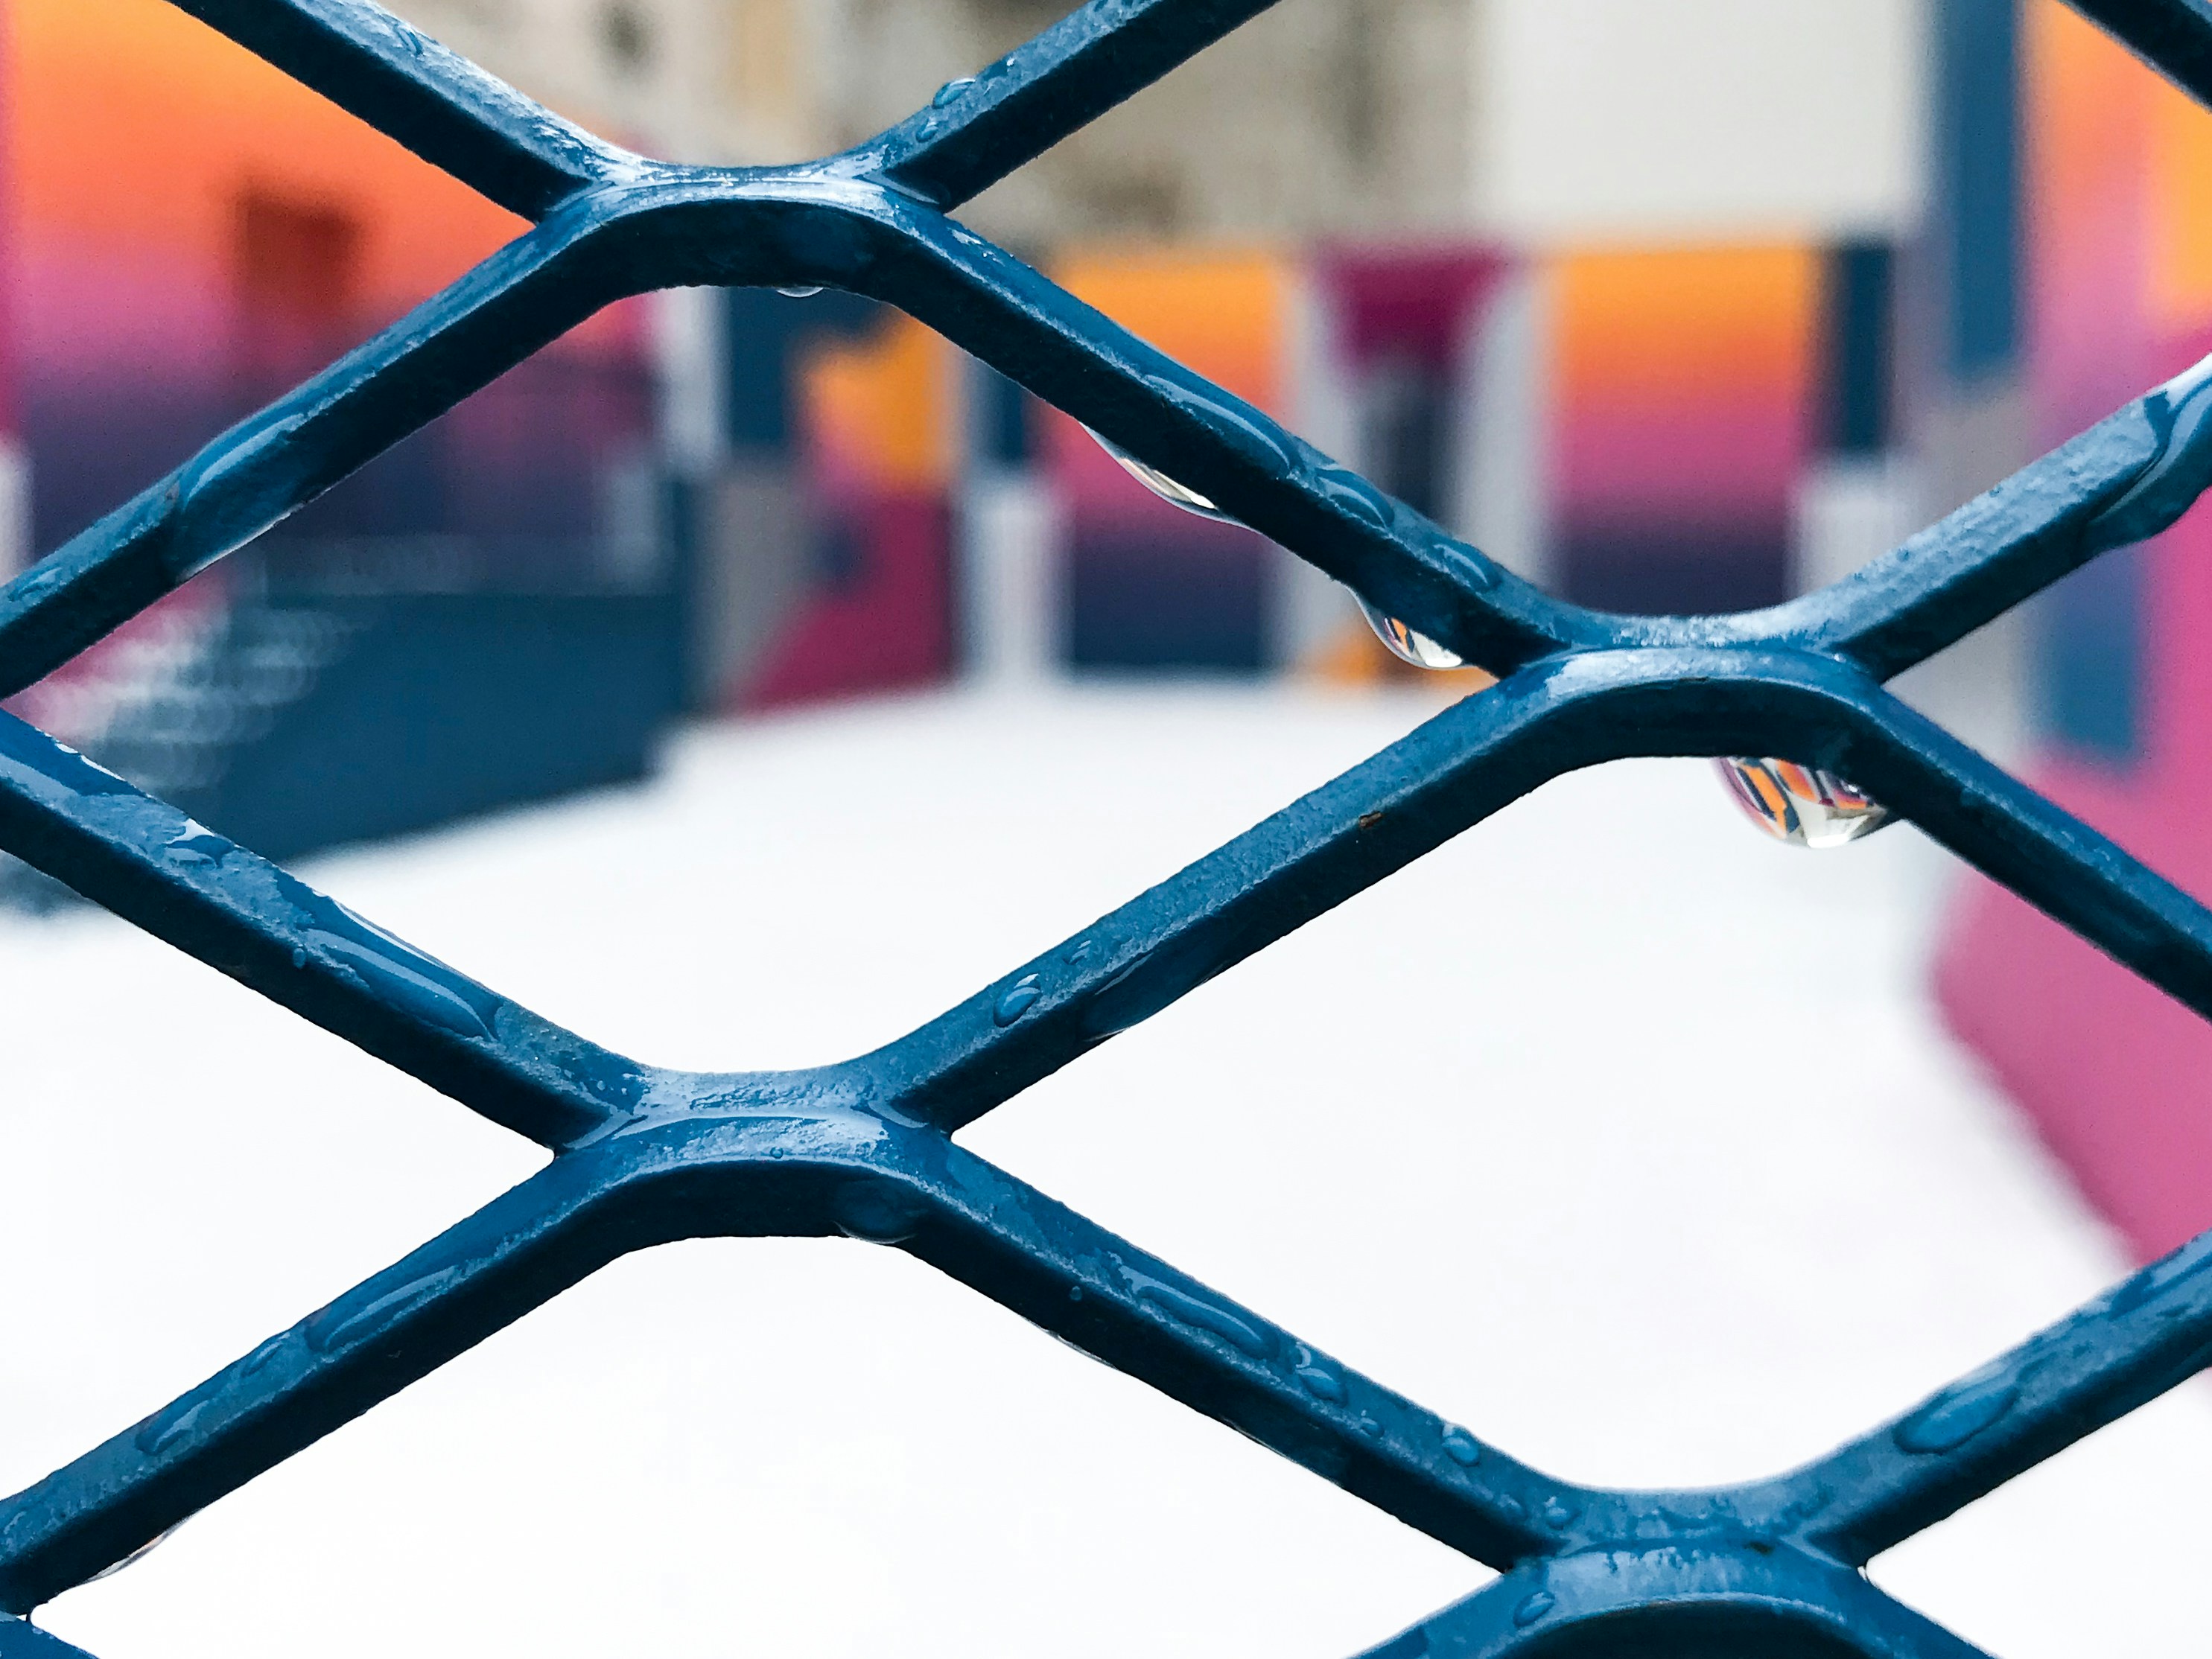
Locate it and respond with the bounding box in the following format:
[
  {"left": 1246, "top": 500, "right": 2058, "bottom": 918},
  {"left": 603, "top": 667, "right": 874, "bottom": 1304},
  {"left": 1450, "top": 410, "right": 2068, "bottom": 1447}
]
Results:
[{"left": 8, "top": 2, "right": 2212, "bottom": 1655}]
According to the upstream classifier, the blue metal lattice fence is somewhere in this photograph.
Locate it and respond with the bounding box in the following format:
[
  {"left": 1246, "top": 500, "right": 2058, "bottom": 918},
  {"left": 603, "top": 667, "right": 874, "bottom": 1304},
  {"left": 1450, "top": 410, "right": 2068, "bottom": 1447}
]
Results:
[{"left": 5, "top": 1, "right": 2212, "bottom": 1653}]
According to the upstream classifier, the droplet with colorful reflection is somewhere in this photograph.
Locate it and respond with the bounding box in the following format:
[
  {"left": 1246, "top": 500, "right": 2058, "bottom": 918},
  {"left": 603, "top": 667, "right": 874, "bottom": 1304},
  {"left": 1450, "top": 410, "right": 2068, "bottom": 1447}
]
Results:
[
  {"left": 1354, "top": 599, "right": 1466, "bottom": 669},
  {"left": 1085, "top": 428, "right": 1239, "bottom": 523},
  {"left": 1714, "top": 757, "right": 1892, "bottom": 849},
  {"left": 1086, "top": 426, "right": 1480, "bottom": 675}
]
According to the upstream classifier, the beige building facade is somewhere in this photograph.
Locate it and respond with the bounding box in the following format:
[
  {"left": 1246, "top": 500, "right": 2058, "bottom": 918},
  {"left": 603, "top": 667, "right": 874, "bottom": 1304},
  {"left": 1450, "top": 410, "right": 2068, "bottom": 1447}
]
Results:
[
  {"left": 397, "top": 0, "right": 1927, "bottom": 252},
  {"left": 388, "top": 0, "right": 1957, "bottom": 700}
]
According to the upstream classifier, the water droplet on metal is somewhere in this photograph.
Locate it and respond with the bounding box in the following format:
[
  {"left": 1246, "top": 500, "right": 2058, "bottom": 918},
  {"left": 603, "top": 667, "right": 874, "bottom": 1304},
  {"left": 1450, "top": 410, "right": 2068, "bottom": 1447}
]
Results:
[
  {"left": 932, "top": 75, "right": 976, "bottom": 107},
  {"left": 1086, "top": 428, "right": 1238, "bottom": 523},
  {"left": 994, "top": 974, "right": 1043, "bottom": 1026},
  {"left": 1310, "top": 459, "right": 1393, "bottom": 527},
  {"left": 1356, "top": 1415, "right": 1385, "bottom": 1438},
  {"left": 133, "top": 1398, "right": 210, "bottom": 1459},
  {"left": 1440, "top": 1427, "right": 1481, "bottom": 1465},
  {"left": 1715, "top": 757, "right": 1891, "bottom": 849},
  {"left": 1895, "top": 1364, "right": 2019, "bottom": 1454},
  {"left": 2109, "top": 1227, "right": 2212, "bottom": 1316},
  {"left": 304, "top": 1263, "right": 463, "bottom": 1354},
  {"left": 291, "top": 891, "right": 503, "bottom": 1039},
  {"left": 165, "top": 820, "right": 232, "bottom": 865},
  {"left": 1140, "top": 372, "right": 1299, "bottom": 476},
  {"left": 1295, "top": 1363, "right": 1346, "bottom": 1403},
  {"left": 1125, "top": 1269, "right": 1271, "bottom": 1357},
  {"left": 833, "top": 1180, "right": 927, "bottom": 1244},
  {"left": 1513, "top": 1591, "right": 1557, "bottom": 1628},
  {"left": 240, "top": 1334, "right": 287, "bottom": 1375},
  {"left": 1356, "top": 599, "right": 1466, "bottom": 669},
  {"left": 1542, "top": 1500, "right": 1576, "bottom": 1530},
  {"left": 777, "top": 285, "right": 824, "bottom": 299}
]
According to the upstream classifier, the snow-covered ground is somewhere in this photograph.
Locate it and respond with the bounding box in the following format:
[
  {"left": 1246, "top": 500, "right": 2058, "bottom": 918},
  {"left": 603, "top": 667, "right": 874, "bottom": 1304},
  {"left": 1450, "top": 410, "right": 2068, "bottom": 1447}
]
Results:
[{"left": 3, "top": 682, "right": 2206, "bottom": 1659}]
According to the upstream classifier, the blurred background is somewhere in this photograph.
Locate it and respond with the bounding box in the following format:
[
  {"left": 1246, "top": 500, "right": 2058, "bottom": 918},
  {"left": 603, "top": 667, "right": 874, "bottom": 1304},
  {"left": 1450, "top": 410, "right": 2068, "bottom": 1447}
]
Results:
[{"left": 7, "top": 1, "right": 2212, "bottom": 1655}]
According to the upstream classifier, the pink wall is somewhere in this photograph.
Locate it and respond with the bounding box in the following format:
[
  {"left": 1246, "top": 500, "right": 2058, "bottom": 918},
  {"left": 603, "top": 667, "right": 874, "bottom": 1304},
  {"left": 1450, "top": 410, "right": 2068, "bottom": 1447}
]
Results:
[{"left": 1936, "top": 4, "right": 2212, "bottom": 1261}]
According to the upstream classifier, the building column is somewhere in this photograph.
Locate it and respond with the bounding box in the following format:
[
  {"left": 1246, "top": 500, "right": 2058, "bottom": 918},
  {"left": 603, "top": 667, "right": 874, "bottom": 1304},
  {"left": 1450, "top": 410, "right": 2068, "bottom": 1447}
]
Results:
[{"left": 959, "top": 359, "right": 1062, "bottom": 688}]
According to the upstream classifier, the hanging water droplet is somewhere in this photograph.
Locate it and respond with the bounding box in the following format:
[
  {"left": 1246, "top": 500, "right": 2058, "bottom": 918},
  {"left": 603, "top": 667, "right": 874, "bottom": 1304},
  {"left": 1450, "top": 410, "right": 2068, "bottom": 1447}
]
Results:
[
  {"left": 1085, "top": 428, "right": 1238, "bottom": 523},
  {"left": 83, "top": 1521, "right": 185, "bottom": 1585},
  {"left": 1080, "top": 424, "right": 1479, "bottom": 675},
  {"left": 777, "top": 285, "right": 824, "bottom": 299},
  {"left": 1355, "top": 598, "right": 1466, "bottom": 669},
  {"left": 833, "top": 1179, "right": 927, "bottom": 1244},
  {"left": 1714, "top": 757, "right": 1891, "bottom": 849}
]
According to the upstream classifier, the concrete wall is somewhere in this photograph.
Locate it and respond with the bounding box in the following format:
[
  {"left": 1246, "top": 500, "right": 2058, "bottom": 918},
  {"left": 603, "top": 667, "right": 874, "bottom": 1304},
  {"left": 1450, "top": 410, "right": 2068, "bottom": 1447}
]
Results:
[
  {"left": 1471, "top": 0, "right": 1928, "bottom": 245},
  {"left": 401, "top": 0, "right": 824, "bottom": 162}
]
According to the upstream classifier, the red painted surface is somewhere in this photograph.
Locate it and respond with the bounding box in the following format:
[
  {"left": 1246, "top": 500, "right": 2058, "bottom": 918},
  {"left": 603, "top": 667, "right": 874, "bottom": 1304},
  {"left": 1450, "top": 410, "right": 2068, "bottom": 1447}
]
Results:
[
  {"left": 743, "top": 494, "right": 954, "bottom": 709},
  {"left": 1314, "top": 245, "right": 1504, "bottom": 368},
  {"left": 1936, "top": 762, "right": 2212, "bottom": 1261}
]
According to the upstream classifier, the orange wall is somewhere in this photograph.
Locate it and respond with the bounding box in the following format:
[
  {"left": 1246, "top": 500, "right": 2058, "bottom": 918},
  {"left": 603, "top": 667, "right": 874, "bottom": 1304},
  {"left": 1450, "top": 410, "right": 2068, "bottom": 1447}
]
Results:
[{"left": 5, "top": 0, "right": 647, "bottom": 551}]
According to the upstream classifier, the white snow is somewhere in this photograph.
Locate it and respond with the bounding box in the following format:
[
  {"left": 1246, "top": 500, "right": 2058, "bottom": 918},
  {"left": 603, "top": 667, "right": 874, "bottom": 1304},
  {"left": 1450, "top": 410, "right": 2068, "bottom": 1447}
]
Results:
[{"left": 2, "top": 681, "right": 2206, "bottom": 1658}]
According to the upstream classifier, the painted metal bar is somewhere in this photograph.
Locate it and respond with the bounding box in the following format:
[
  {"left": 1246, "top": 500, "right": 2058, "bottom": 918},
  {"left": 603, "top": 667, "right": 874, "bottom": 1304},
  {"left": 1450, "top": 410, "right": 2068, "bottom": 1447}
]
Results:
[
  {"left": 1768, "top": 1224, "right": 2212, "bottom": 1566},
  {"left": 0, "top": 1617, "right": 99, "bottom": 1659},
  {"left": 885, "top": 1133, "right": 1576, "bottom": 1570},
  {"left": 0, "top": 1096, "right": 1580, "bottom": 1607},
  {"left": 12, "top": 124, "right": 2207, "bottom": 712},
  {"left": 0, "top": 200, "right": 626, "bottom": 698},
  {"left": 1806, "top": 682, "right": 2212, "bottom": 1025},
  {"left": 0, "top": 710, "right": 635, "bottom": 1148},
  {"left": 165, "top": 0, "right": 636, "bottom": 217},
  {"left": 1356, "top": 1546, "right": 1998, "bottom": 1659},
  {"left": 54, "top": 0, "right": 2212, "bottom": 714},
  {"left": 0, "top": 166, "right": 1583, "bottom": 707},
  {"left": 1773, "top": 351, "right": 2212, "bottom": 679},
  {"left": 0, "top": 1150, "right": 641, "bottom": 1612},
  {"left": 819, "top": 194, "right": 1586, "bottom": 670},
  {"left": 17, "top": 602, "right": 2208, "bottom": 1611},
  {"left": 863, "top": 660, "right": 1621, "bottom": 1134},
  {"left": 2068, "top": 0, "right": 2212, "bottom": 112},
  {"left": 862, "top": 0, "right": 1286, "bottom": 208},
  {"left": 868, "top": 643, "right": 2212, "bottom": 1133},
  {"left": 0, "top": 1096, "right": 895, "bottom": 1611},
  {"left": 13, "top": 1, "right": 2212, "bottom": 1655}
]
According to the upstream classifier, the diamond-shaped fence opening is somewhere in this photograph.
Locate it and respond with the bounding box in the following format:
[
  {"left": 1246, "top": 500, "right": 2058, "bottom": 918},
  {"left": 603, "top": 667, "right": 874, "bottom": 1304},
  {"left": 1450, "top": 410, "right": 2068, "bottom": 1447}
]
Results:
[{"left": 5, "top": 1, "right": 2212, "bottom": 1655}]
